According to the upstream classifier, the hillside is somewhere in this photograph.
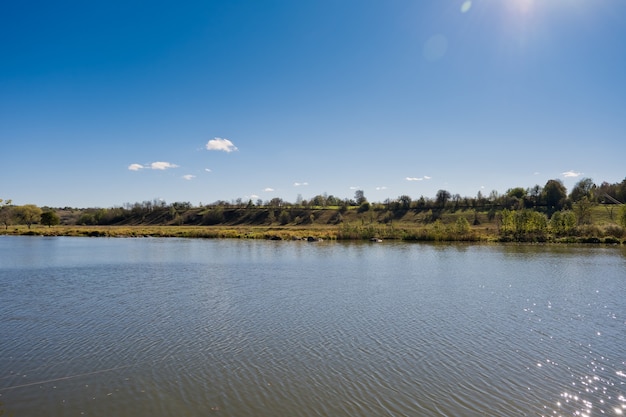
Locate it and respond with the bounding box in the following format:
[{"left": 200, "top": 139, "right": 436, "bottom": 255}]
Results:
[{"left": 4, "top": 203, "right": 624, "bottom": 244}]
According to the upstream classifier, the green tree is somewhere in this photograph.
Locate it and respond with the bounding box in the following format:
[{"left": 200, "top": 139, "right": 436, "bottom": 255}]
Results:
[
  {"left": 519, "top": 210, "right": 548, "bottom": 238},
  {"left": 310, "top": 195, "right": 325, "bottom": 207},
  {"left": 326, "top": 195, "right": 342, "bottom": 206},
  {"left": 499, "top": 209, "right": 514, "bottom": 235},
  {"left": 507, "top": 187, "right": 527, "bottom": 199},
  {"left": 41, "top": 210, "right": 60, "bottom": 227},
  {"left": 505, "top": 187, "right": 527, "bottom": 210},
  {"left": 499, "top": 209, "right": 547, "bottom": 240},
  {"left": 542, "top": 179, "right": 567, "bottom": 213},
  {"left": 14, "top": 204, "right": 43, "bottom": 229},
  {"left": 573, "top": 197, "right": 593, "bottom": 225},
  {"left": 549, "top": 211, "right": 577, "bottom": 236},
  {"left": 569, "top": 178, "right": 595, "bottom": 202}
]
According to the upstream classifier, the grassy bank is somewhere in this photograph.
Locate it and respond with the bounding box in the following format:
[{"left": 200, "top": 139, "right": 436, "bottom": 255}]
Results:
[
  {"left": 1, "top": 204, "right": 624, "bottom": 243},
  {"left": 0, "top": 225, "right": 339, "bottom": 240},
  {"left": 2, "top": 218, "right": 624, "bottom": 244}
]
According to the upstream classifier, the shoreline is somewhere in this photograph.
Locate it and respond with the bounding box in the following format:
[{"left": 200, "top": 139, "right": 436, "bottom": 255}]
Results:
[{"left": 1, "top": 225, "right": 624, "bottom": 245}]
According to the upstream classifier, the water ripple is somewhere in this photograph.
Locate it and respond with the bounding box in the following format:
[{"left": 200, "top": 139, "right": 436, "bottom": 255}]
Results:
[{"left": 1, "top": 239, "right": 624, "bottom": 417}]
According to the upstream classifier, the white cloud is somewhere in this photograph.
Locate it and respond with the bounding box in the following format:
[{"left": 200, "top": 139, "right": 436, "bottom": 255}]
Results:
[
  {"left": 293, "top": 182, "right": 309, "bottom": 187},
  {"left": 406, "top": 176, "right": 431, "bottom": 181},
  {"left": 249, "top": 194, "right": 259, "bottom": 200},
  {"left": 376, "top": 186, "right": 388, "bottom": 191},
  {"left": 150, "top": 161, "right": 179, "bottom": 170},
  {"left": 129, "top": 162, "right": 179, "bottom": 171},
  {"left": 562, "top": 170, "right": 582, "bottom": 178},
  {"left": 349, "top": 186, "right": 360, "bottom": 190},
  {"left": 205, "top": 168, "right": 212, "bottom": 172},
  {"left": 182, "top": 175, "right": 195, "bottom": 180},
  {"left": 206, "top": 137, "right": 238, "bottom": 152},
  {"left": 264, "top": 188, "right": 275, "bottom": 192}
]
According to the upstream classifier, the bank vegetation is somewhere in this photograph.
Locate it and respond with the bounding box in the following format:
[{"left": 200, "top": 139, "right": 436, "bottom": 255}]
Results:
[{"left": 2, "top": 177, "right": 626, "bottom": 244}]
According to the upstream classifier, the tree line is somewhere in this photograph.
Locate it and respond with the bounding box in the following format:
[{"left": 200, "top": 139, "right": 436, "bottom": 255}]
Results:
[
  {"left": 2, "top": 177, "right": 626, "bottom": 232},
  {"left": 0, "top": 200, "right": 60, "bottom": 229}
]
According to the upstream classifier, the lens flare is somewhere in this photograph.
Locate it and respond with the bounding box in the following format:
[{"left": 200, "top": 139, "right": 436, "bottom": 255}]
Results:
[
  {"left": 511, "top": 0, "right": 535, "bottom": 15},
  {"left": 423, "top": 34, "right": 448, "bottom": 62}
]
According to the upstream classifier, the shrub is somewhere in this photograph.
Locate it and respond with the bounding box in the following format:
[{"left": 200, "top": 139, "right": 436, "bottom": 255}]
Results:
[
  {"left": 357, "top": 202, "right": 371, "bottom": 213},
  {"left": 549, "top": 211, "right": 577, "bottom": 236},
  {"left": 78, "top": 213, "right": 96, "bottom": 225},
  {"left": 329, "top": 212, "right": 343, "bottom": 225},
  {"left": 603, "top": 225, "right": 625, "bottom": 239},
  {"left": 278, "top": 210, "right": 291, "bottom": 225},
  {"left": 431, "top": 220, "right": 449, "bottom": 241},
  {"left": 202, "top": 207, "right": 225, "bottom": 225},
  {"left": 381, "top": 211, "right": 394, "bottom": 224},
  {"left": 454, "top": 216, "right": 471, "bottom": 235}
]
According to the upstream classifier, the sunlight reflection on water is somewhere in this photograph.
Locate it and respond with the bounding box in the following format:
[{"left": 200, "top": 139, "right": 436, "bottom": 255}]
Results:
[
  {"left": 0, "top": 238, "right": 624, "bottom": 417},
  {"left": 534, "top": 301, "right": 626, "bottom": 417}
]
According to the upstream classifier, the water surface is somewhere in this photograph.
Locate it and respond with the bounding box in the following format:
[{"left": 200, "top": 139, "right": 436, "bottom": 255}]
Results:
[{"left": 1, "top": 237, "right": 625, "bottom": 416}]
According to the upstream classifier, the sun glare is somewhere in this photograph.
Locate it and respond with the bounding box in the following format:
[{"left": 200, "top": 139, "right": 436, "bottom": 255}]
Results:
[{"left": 511, "top": 0, "right": 536, "bottom": 15}]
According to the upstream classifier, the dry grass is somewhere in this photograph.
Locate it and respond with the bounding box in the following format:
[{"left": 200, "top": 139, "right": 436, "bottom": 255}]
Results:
[{"left": 1, "top": 225, "right": 341, "bottom": 240}]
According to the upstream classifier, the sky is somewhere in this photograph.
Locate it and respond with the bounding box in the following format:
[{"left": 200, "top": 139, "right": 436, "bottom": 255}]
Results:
[{"left": 1, "top": 0, "right": 625, "bottom": 208}]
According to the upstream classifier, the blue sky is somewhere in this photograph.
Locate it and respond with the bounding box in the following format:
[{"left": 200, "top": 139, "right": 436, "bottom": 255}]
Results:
[{"left": 2, "top": 0, "right": 625, "bottom": 208}]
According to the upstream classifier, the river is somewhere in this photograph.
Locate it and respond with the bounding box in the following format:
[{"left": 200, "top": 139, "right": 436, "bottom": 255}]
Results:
[{"left": 1, "top": 236, "right": 625, "bottom": 416}]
